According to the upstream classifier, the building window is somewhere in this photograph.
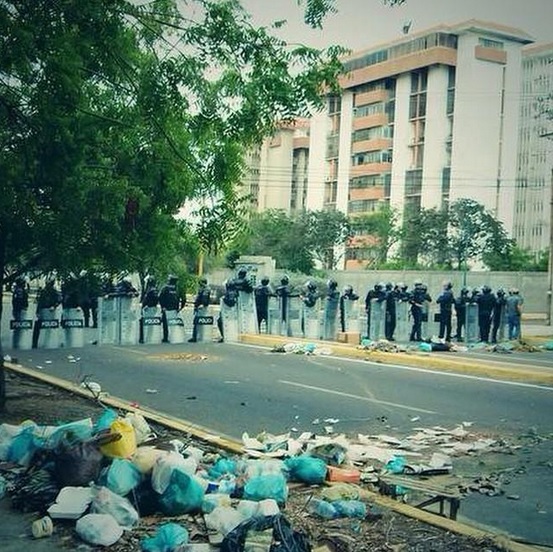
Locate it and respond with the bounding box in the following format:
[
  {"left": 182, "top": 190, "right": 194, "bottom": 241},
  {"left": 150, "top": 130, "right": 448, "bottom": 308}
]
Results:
[
  {"left": 352, "top": 150, "right": 392, "bottom": 165},
  {"left": 479, "top": 37, "right": 504, "bottom": 50},
  {"left": 349, "top": 199, "right": 380, "bottom": 213},
  {"left": 328, "top": 95, "right": 341, "bottom": 114},
  {"left": 405, "top": 169, "right": 423, "bottom": 196},
  {"left": 354, "top": 103, "right": 385, "bottom": 117}
]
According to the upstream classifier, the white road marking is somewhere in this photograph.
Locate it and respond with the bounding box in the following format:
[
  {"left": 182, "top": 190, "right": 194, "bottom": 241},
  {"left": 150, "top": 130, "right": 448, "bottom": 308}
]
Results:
[{"left": 279, "top": 379, "right": 437, "bottom": 414}]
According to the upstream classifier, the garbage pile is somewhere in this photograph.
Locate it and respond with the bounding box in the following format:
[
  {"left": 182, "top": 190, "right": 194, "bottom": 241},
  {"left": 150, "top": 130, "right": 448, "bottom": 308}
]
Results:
[
  {"left": 270, "top": 342, "right": 332, "bottom": 355},
  {"left": 0, "top": 409, "right": 518, "bottom": 550}
]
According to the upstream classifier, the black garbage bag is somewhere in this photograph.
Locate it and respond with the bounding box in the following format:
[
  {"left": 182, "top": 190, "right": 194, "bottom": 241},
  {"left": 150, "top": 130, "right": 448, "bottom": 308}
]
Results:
[
  {"left": 10, "top": 468, "right": 60, "bottom": 513},
  {"left": 221, "top": 514, "right": 311, "bottom": 552}
]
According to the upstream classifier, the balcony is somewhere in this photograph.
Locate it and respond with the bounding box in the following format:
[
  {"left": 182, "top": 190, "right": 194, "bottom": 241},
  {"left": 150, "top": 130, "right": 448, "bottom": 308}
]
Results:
[
  {"left": 352, "top": 113, "right": 388, "bottom": 131},
  {"left": 354, "top": 89, "right": 389, "bottom": 107},
  {"left": 351, "top": 138, "right": 392, "bottom": 154},
  {"left": 349, "top": 186, "right": 385, "bottom": 201},
  {"left": 350, "top": 162, "right": 392, "bottom": 177}
]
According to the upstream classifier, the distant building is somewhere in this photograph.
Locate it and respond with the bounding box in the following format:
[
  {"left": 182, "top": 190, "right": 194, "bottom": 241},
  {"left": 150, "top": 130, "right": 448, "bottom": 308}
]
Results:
[
  {"left": 514, "top": 42, "right": 553, "bottom": 255},
  {"left": 304, "top": 20, "right": 533, "bottom": 269},
  {"left": 242, "top": 120, "right": 311, "bottom": 214}
]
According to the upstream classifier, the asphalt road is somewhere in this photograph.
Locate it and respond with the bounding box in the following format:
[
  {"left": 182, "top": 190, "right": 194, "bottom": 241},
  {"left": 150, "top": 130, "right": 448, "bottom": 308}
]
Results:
[{"left": 3, "top": 338, "right": 553, "bottom": 547}]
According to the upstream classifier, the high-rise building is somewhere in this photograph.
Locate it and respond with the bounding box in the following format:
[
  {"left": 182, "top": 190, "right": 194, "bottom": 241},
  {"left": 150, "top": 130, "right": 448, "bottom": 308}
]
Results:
[
  {"left": 243, "top": 120, "right": 311, "bottom": 214},
  {"left": 514, "top": 42, "right": 553, "bottom": 255},
  {"left": 305, "top": 20, "right": 533, "bottom": 269}
]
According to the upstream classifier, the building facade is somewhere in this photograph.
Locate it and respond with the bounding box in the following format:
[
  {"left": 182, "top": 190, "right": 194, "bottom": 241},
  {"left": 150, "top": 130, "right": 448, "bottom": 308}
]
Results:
[
  {"left": 305, "top": 20, "right": 533, "bottom": 269},
  {"left": 514, "top": 42, "right": 553, "bottom": 255}
]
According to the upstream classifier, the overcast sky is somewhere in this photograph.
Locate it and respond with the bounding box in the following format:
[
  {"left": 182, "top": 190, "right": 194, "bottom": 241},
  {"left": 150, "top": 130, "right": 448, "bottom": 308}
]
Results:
[{"left": 241, "top": 0, "right": 553, "bottom": 52}]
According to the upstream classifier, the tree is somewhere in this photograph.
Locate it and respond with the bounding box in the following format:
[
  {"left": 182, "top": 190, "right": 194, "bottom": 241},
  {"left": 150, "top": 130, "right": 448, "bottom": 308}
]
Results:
[
  {"left": 303, "top": 209, "right": 351, "bottom": 269},
  {"left": 349, "top": 204, "right": 401, "bottom": 267},
  {"left": 0, "top": 0, "right": 351, "bottom": 409}
]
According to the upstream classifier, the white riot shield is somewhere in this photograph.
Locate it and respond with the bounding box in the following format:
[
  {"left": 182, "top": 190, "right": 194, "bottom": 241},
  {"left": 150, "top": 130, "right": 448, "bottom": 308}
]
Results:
[
  {"left": 277, "top": 295, "right": 289, "bottom": 337},
  {"left": 195, "top": 306, "right": 214, "bottom": 343},
  {"left": 37, "top": 308, "right": 61, "bottom": 349},
  {"left": 62, "top": 307, "right": 85, "bottom": 348},
  {"left": 369, "top": 299, "right": 385, "bottom": 341},
  {"left": 430, "top": 309, "right": 442, "bottom": 339},
  {"left": 119, "top": 296, "right": 139, "bottom": 345},
  {"left": 342, "top": 298, "right": 360, "bottom": 333},
  {"left": 267, "top": 296, "right": 280, "bottom": 335},
  {"left": 99, "top": 297, "right": 118, "bottom": 345},
  {"left": 497, "top": 305, "right": 506, "bottom": 342},
  {"left": 395, "top": 301, "right": 410, "bottom": 343},
  {"left": 237, "top": 291, "right": 258, "bottom": 335},
  {"left": 165, "top": 309, "right": 185, "bottom": 344},
  {"left": 11, "top": 310, "right": 33, "bottom": 350},
  {"left": 142, "top": 306, "right": 162, "bottom": 344},
  {"left": 465, "top": 303, "right": 479, "bottom": 344},
  {"left": 287, "top": 296, "right": 302, "bottom": 338},
  {"left": 322, "top": 297, "right": 339, "bottom": 341},
  {"left": 221, "top": 299, "right": 239, "bottom": 343},
  {"left": 302, "top": 300, "right": 321, "bottom": 340}
]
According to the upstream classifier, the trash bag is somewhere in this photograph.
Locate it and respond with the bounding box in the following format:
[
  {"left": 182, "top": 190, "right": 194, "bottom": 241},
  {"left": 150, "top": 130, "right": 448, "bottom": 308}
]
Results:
[
  {"left": 152, "top": 451, "right": 198, "bottom": 494},
  {"left": 208, "top": 457, "right": 237, "bottom": 479},
  {"left": 0, "top": 423, "right": 25, "bottom": 461},
  {"left": 385, "top": 455, "right": 405, "bottom": 474},
  {"left": 141, "top": 523, "right": 189, "bottom": 552},
  {"left": 243, "top": 474, "right": 288, "bottom": 504},
  {"left": 104, "top": 458, "right": 142, "bottom": 496},
  {"left": 90, "top": 485, "right": 139, "bottom": 527},
  {"left": 100, "top": 418, "right": 137, "bottom": 458},
  {"left": 10, "top": 468, "right": 60, "bottom": 513},
  {"left": 129, "top": 479, "right": 161, "bottom": 517},
  {"left": 309, "top": 443, "right": 347, "bottom": 466},
  {"left": 283, "top": 456, "right": 327, "bottom": 484},
  {"left": 53, "top": 439, "right": 105, "bottom": 487},
  {"left": 76, "top": 513, "right": 123, "bottom": 546},
  {"left": 93, "top": 409, "right": 118, "bottom": 434},
  {"left": 7, "top": 424, "right": 40, "bottom": 466},
  {"left": 159, "top": 469, "right": 205, "bottom": 515},
  {"left": 125, "top": 412, "right": 153, "bottom": 445},
  {"left": 221, "top": 514, "right": 311, "bottom": 552}
]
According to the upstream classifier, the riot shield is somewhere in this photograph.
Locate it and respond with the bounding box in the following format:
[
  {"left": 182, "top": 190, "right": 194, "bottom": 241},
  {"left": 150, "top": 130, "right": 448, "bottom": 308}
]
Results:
[
  {"left": 221, "top": 299, "right": 239, "bottom": 343},
  {"left": 497, "top": 305, "right": 506, "bottom": 342},
  {"left": 237, "top": 291, "right": 258, "bottom": 335},
  {"left": 342, "top": 298, "right": 360, "bottom": 333},
  {"left": 142, "top": 306, "right": 162, "bottom": 344},
  {"left": 395, "top": 301, "right": 410, "bottom": 343},
  {"left": 119, "top": 296, "right": 139, "bottom": 345},
  {"left": 465, "top": 303, "right": 479, "bottom": 344},
  {"left": 287, "top": 296, "right": 302, "bottom": 338},
  {"left": 98, "top": 296, "right": 118, "bottom": 345},
  {"left": 369, "top": 299, "right": 385, "bottom": 341},
  {"left": 267, "top": 295, "right": 280, "bottom": 335},
  {"left": 62, "top": 307, "right": 85, "bottom": 348},
  {"left": 302, "top": 299, "right": 321, "bottom": 340},
  {"left": 430, "top": 309, "right": 442, "bottom": 339},
  {"left": 11, "top": 310, "right": 33, "bottom": 350},
  {"left": 277, "top": 295, "right": 289, "bottom": 337},
  {"left": 195, "top": 306, "right": 214, "bottom": 343},
  {"left": 322, "top": 296, "right": 339, "bottom": 341},
  {"left": 420, "top": 300, "right": 430, "bottom": 340},
  {"left": 165, "top": 309, "right": 185, "bottom": 344},
  {"left": 37, "top": 308, "right": 61, "bottom": 349}
]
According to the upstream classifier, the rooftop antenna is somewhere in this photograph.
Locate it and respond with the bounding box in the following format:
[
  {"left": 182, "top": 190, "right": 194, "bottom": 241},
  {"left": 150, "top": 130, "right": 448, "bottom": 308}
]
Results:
[{"left": 402, "top": 20, "right": 412, "bottom": 34}]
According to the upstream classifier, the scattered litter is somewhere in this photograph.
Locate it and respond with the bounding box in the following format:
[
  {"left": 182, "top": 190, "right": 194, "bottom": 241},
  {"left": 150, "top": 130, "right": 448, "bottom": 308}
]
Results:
[{"left": 146, "top": 389, "right": 158, "bottom": 394}]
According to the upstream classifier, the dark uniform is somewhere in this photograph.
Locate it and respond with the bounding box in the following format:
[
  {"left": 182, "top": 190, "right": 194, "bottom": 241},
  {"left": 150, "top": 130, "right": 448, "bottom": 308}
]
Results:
[
  {"left": 384, "top": 282, "right": 397, "bottom": 341},
  {"left": 436, "top": 282, "right": 455, "bottom": 341},
  {"left": 189, "top": 278, "right": 211, "bottom": 342},
  {"left": 476, "top": 285, "right": 496, "bottom": 343},
  {"left": 11, "top": 277, "right": 29, "bottom": 319},
  {"left": 254, "top": 277, "right": 273, "bottom": 331},
  {"left": 340, "top": 285, "right": 359, "bottom": 333},
  {"left": 454, "top": 287, "right": 470, "bottom": 341},
  {"left": 491, "top": 288, "right": 506, "bottom": 344},
  {"left": 409, "top": 281, "right": 430, "bottom": 342},
  {"left": 159, "top": 275, "right": 180, "bottom": 342},
  {"left": 217, "top": 280, "right": 239, "bottom": 342},
  {"left": 139, "top": 277, "right": 159, "bottom": 344},
  {"left": 32, "top": 280, "right": 62, "bottom": 348}
]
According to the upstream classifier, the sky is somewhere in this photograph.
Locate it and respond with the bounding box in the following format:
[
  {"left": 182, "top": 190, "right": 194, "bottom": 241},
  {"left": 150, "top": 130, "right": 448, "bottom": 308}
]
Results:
[{"left": 241, "top": 0, "right": 553, "bottom": 52}]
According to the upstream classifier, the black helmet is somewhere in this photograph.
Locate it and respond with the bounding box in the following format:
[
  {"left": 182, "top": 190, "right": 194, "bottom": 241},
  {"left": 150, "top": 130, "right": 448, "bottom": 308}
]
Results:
[
  {"left": 444, "top": 281, "right": 452, "bottom": 290},
  {"left": 461, "top": 287, "right": 469, "bottom": 295},
  {"left": 280, "top": 275, "right": 289, "bottom": 285},
  {"left": 385, "top": 282, "right": 393, "bottom": 290},
  {"left": 482, "top": 284, "right": 491, "bottom": 293},
  {"left": 344, "top": 284, "right": 353, "bottom": 294},
  {"left": 327, "top": 279, "right": 337, "bottom": 289},
  {"left": 199, "top": 277, "right": 208, "bottom": 286},
  {"left": 237, "top": 268, "right": 247, "bottom": 278},
  {"left": 261, "top": 277, "right": 270, "bottom": 286},
  {"left": 307, "top": 281, "right": 317, "bottom": 292},
  {"left": 496, "top": 287, "right": 505, "bottom": 296}
]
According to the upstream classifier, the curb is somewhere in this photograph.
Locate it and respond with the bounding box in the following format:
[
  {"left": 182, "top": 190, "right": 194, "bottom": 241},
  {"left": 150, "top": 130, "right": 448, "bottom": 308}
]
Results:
[
  {"left": 2, "top": 361, "right": 546, "bottom": 552},
  {"left": 239, "top": 334, "right": 553, "bottom": 386}
]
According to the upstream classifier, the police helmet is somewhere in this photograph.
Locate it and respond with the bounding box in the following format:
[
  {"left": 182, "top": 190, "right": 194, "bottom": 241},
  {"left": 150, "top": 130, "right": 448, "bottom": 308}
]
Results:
[
  {"left": 261, "top": 277, "right": 270, "bottom": 286},
  {"left": 327, "top": 279, "right": 338, "bottom": 289},
  {"left": 482, "top": 284, "right": 492, "bottom": 293},
  {"left": 199, "top": 277, "right": 208, "bottom": 286},
  {"left": 496, "top": 287, "right": 505, "bottom": 296},
  {"left": 280, "top": 274, "right": 289, "bottom": 285},
  {"left": 414, "top": 279, "right": 423, "bottom": 287},
  {"left": 344, "top": 284, "right": 353, "bottom": 294},
  {"left": 461, "top": 287, "right": 470, "bottom": 295},
  {"left": 443, "top": 281, "right": 453, "bottom": 290},
  {"left": 237, "top": 268, "right": 247, "bottom": 278},
  {"left": 306, "top": 281, "right": 317, "bottom": 292}
]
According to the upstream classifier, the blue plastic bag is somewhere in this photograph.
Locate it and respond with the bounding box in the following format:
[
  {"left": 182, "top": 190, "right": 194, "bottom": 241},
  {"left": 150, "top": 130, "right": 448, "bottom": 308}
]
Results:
[
  {"left": 208, "top": 458, "right": 237, "bottom": 479},
  {"left": 386, "top": 455, "right": 406, "bottom": 474},
  {"left": 159, "top": 470, "right": 205, "bottom": 515},
  {"left": 141, "top": 523, "right": 189, "bottom": 552},
  {"left": 333, "top": 500, "right": 367, "bottom": 518},
  {"left": 284, "top": 456, "right": 327, "bottom": 484},
  {"left": 243, "top": 473, "right": 288, "bottom": 504},
  {"left": 105, "top": 458, "right": 143, "bottom": 496},
  {"left": 93, "top": 409, "right": 118, "bottom": 434}
]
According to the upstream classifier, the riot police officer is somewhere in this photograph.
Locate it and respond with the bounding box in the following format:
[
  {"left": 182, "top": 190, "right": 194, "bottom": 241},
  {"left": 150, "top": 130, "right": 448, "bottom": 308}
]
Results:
[
  {"left": 365, "top": 282, "right": 385, "bottom": 339},
  {"left": 159, "top": 275, "right": 180, "bottom": 342},
  {"left": 476, "top": 285, "right": 496, "bottom": 343},
  {"left": 139, "top": 276, "right": 159, "bottom": 344},
  {"left": 189, "top": 277, "right": 211, "bottom": 342},
  {"left": 340, "top": 284, "right": 359, "bottom": 333},
  {"left": 409, "top": 280, "right": 430, "bottom": 342},
  {"left": 254, "top": 276, "right": 273, "bottom": 331},
  {"left": 454, "top": 287, "right": 470, "bottom": 341},
  {"left": 217, "top": 279, "right": 239, "bottom": 342},
  {"left": 436, "top": 281, "right": 455, "bottom": 341},
  {"left": 32, "top": 279, "right": 62, "bottom": 348},
  {"left": 233, "top": 268, "right": 253, "bottom": 293},
  {"left": 11, "top": 276, "right": 29, "bottom": 319},
  {"left": 384, "top": 282, "right": 397, "bottom": 341},
  {"left": 491, "top": 287, "right": 506, "bottom": 344}
]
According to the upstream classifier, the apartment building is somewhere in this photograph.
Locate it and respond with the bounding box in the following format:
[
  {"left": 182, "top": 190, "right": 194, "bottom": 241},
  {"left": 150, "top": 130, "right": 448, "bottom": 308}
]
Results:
[
  {"left": 305, "top": 20, "right": 533, "bottom": 269},
  {"left": 242, "top": 120, "right": 311, "bottom": 214},
  {"left": 514, "top": 42, "right": 553, "bottom": 254}
]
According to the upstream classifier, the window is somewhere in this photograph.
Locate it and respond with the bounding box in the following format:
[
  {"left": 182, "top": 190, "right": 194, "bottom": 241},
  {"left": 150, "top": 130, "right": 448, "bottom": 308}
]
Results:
[
  {"left": 348, "top": 199, "right": 379, "bottom": 213},
  {"left": 405, "top": 169, "right": 423, "bottom": 196},
  {"left": 352, "top": 150, "right": 392, "bottom": 165},
  {"left": 479, "top": 38, "right": 504, "bottom": 50},
  {"left": 352, "top": 126, "right": 393, "bottom": 142},
  {"left": 354, "top": 103, "right": 385, "bottom": 117}
]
